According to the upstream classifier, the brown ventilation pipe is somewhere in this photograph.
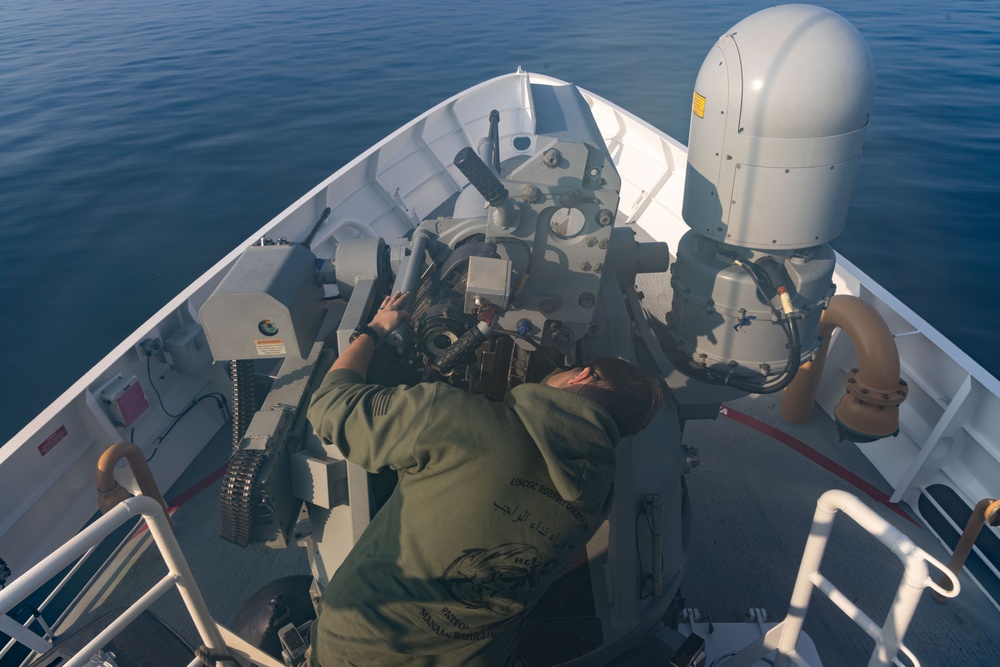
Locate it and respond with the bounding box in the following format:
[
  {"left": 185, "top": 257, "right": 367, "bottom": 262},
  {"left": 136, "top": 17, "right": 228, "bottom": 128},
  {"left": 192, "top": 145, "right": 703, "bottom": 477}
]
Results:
[
  {"left": 780, "top": 295, "right": 908, "bottom": 441},
  {"left": 96, "top": 442, "right": 173, "bottom": 528},
  {"left": 933, "top": 498, "right": 1000, "bottom": 602}
]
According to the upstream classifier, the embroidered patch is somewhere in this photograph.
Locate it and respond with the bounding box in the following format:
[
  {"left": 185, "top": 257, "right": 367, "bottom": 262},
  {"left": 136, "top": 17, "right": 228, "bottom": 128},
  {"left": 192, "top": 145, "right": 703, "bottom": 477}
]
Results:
[{"left": 370, "top": 387, "right": 396, "bottom": 417}]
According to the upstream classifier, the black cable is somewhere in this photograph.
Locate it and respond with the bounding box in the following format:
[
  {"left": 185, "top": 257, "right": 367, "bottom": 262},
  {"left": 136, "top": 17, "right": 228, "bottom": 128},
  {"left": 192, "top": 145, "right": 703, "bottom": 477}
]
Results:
[
  {"left": 669, "top": 258, "right": 801, "bottom": 394},
  {"left": 635, "top": 510, "right": 650, "bottom": 600},
  {"left": 145, "top": 352, "right": 232, "bottom": 443},
  {"left": 494, "top": 236, "right": 533, "bottom": 275},
  {"left": 147, "top": 354, "right": 183, "bottom": 417},
  {"left": 635, "top": 504, "right": 661, "bottom": 600},
  {"left": 156, "top": 393, "right": 231, "bottom": 443}
]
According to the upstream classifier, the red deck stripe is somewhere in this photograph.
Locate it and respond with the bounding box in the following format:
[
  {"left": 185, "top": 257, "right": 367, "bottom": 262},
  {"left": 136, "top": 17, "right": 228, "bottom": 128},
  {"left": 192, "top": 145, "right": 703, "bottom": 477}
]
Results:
[
  {"left": 127, "top": 461, "right": 230, "bottom": 541},
  {"left": 719, "top": 404, "right": 917, "bottom": 525},
  {"left": 166, "top": 461, "right": 230, "bottom": 510}
]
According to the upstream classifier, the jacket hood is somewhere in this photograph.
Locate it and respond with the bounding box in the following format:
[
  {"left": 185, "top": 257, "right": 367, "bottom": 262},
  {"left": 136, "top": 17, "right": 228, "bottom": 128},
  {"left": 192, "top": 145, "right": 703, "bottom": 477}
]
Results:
[{"left": 507, "top": 384, "right": 619, "bottom": 502}]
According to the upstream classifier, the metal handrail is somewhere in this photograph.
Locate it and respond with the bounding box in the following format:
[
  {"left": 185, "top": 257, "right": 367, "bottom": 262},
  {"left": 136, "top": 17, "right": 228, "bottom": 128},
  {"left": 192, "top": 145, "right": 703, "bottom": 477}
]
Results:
[
  {"left": 0, "top": 495, "right": 229, "bottom": 667},
  {"left": 0, "top": 544, "right": 96, "bottom": 663},
  {"left": 0, "top": 512, "right": 156, "bottom": 667},
  {"left": 724, "top": 489, "right": 960, "bottom": 667}
]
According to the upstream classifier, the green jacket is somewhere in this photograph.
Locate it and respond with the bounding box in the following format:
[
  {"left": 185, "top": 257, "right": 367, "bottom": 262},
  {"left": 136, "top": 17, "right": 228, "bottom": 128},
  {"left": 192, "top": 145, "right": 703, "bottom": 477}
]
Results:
[{"left": 306, "top": 369, "right": 619, "bottom": 666}]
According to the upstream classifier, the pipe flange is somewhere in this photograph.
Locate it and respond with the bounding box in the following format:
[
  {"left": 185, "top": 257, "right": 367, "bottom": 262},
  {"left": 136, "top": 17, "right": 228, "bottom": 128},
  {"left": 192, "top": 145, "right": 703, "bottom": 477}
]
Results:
[{"left": 844, "top": 369, "right": 908, "bottom": 407}]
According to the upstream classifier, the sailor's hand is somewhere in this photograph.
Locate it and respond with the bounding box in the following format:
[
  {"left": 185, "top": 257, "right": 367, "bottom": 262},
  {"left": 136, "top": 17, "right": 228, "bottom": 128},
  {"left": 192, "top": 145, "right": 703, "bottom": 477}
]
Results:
[{"left": 369, "top": 291, "right": 411, "bottom": 338}]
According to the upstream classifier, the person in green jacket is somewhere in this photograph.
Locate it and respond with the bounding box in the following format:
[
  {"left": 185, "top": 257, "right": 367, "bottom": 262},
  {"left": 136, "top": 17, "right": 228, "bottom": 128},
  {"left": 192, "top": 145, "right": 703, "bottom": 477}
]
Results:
[{"left": 307, "top": 291, "right": 663, "bottom": 666}]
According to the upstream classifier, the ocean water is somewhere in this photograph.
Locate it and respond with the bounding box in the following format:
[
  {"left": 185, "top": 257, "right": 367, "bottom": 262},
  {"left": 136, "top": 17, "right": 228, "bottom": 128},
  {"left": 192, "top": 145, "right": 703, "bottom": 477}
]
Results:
[{"left": 1, "top": 0, "right": 998, "bottom": 443}]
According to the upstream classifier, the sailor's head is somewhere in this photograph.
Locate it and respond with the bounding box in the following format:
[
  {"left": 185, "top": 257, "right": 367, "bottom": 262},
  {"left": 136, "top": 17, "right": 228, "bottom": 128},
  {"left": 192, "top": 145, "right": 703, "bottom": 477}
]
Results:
[{"left": 546, "top": 357, "right": 663, "bottom": 437}]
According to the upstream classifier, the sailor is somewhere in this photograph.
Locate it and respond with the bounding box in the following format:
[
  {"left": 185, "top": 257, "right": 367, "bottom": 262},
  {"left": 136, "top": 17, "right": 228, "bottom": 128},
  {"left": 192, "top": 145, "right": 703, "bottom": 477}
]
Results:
[{"left": 306, "top": 291, "right": 663, "bottom": 666}]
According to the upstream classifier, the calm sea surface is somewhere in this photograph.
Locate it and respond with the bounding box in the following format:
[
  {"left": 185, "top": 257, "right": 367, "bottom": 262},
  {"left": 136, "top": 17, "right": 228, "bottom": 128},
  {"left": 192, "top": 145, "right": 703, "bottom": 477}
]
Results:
[{"left": 2, "top": 0, "right": 998, "bottom": 443}]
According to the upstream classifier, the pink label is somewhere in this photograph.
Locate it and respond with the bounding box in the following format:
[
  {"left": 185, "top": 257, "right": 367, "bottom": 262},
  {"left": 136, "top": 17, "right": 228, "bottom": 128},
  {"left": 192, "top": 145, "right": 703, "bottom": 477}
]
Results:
[{"left": 118, "top": 381, "right": 149, "bottom": 427}]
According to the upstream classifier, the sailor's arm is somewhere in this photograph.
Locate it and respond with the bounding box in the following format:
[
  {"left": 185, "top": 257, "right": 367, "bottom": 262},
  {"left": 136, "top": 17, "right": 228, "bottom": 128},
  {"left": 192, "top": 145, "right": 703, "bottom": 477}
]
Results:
[
  {"left": 307, "top": 291, "right": 426, "bottom": 471},
  {"left": 329, "top": 291, "right": 410, "bottom": 379}
]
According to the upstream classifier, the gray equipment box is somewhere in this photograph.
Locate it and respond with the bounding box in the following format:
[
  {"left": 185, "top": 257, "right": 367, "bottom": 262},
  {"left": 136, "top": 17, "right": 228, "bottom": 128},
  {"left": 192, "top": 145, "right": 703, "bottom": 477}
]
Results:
[{"left": 199, "top": 244, "right": 325, "bottom": 361}]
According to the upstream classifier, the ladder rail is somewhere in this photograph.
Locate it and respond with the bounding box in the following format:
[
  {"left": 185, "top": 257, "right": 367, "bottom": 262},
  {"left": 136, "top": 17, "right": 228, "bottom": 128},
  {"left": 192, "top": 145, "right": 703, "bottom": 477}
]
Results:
[
  {"left": 0, "top": 495, "right": 228, "bottom": 667},
  {"left": 725, "top": 489, "right": 960, "bottom": 667}
]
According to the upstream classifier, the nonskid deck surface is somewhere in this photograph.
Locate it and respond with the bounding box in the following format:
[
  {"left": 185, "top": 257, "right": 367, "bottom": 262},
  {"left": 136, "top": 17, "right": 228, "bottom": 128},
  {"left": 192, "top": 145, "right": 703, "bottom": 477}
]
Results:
[
  {"left": 81, "top": 424, "right": 310, "bottom": 648},
  {"left": 681, "top": 391, "right": 1000, "bottom": 667}
]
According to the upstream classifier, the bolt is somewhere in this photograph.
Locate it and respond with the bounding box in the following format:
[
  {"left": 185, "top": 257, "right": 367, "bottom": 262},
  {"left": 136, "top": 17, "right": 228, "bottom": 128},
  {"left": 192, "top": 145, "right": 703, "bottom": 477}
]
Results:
[
  {"left": 596, "top": 209, "right": 614, "bottom": 227},
  {"left": 578, "top": 292, "right": 596, "bottom": 308},
  {"left": 598, "top": 238, "right": 608, "bottom": 249},
  {"left": 585, "top": 235, "right": 598, "bottom": 247},
  {"left": 580, "top": 261, "right": 592, "bottom": 272},
  {"left": 593, "top": 262, "right": 603, "bottom": 274},
  {"left": 550, "top": 323, "right": 572, "bottom": 347},
  {"left": 542, "top": 148, "right": 562, "bottom": 168},
  {"left": 522, "top": 184, "right": 542, "bottom": 203},
  {"left": 539, "top": 298, "right": 558, "bottom": 313}
]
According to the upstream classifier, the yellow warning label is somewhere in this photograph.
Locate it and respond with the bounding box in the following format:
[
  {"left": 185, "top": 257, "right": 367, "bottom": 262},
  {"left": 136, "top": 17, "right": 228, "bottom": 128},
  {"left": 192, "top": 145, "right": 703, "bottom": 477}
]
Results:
[
  {"left": 692, "top": 91, "right": 706, "bottom": 119},
  {"left": 255, "top": 338, "right": 287, "bottom": 356}
]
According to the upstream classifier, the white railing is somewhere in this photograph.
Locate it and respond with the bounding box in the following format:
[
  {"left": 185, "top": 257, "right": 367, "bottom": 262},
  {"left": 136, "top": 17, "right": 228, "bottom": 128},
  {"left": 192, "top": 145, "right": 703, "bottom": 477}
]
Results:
[
  {"left": 0, "top": 512, "right": 158, "bottom": 667},
  {"left": 724, "top": 490, "right": 960, "bottom": 667},
  {"left": 0, "top": 495, "right": 229, "bottom": 667}
]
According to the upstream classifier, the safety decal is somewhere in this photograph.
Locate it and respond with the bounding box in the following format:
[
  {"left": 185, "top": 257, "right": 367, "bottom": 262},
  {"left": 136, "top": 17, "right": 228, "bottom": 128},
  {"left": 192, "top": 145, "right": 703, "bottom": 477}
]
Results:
[
  {"left": 38, "top": 425, "right": 68, "bottom": 456},
  {"left": 254, "top": 338, "right": 286, "bottom": 356},
  {"left": 692, "top": 91, "right": 706, "bottom": 118}
]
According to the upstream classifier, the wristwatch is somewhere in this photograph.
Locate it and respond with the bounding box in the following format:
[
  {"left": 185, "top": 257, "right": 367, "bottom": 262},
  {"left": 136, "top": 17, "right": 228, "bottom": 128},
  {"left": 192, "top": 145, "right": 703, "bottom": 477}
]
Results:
[{"left": 349, "top": 324, "right": 381, "bottom": 346}]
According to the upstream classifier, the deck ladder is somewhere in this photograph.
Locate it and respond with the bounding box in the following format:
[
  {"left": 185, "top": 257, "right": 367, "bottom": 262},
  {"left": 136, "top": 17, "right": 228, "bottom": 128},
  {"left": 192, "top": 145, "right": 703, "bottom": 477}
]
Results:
[
  {"left": 0, "top": 495, "right": 282, "bottom": 667},
  {"left": 725, "top": 489, "right": 960, "bottom": 667}
]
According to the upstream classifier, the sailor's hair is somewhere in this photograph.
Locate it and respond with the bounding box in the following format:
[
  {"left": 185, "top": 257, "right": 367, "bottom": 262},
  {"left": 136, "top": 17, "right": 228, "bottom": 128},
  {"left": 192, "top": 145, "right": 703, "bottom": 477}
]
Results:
[{"left": 573, "top": 357, "right": 664, "bottom": 437}]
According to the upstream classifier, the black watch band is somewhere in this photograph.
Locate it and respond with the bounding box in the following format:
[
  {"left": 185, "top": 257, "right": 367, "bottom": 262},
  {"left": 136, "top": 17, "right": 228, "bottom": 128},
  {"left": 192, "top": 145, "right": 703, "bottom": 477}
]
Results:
[{"left": 350, "top": 324, "right": 381, "bottom": 346}]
